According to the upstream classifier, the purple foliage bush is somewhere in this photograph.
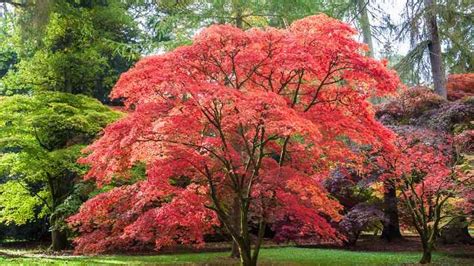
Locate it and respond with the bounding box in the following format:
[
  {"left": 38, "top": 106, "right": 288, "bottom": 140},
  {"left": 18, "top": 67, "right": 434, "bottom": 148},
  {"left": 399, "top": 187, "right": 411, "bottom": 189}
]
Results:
[{"left": 339, "top": 203, "right": 387, "bottom": 246}]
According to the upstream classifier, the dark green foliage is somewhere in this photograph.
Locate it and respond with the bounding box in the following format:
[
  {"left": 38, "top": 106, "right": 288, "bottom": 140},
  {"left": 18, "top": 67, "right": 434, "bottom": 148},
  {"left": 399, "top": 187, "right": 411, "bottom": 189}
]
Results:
[
  {"left": 394, "top": 0, "right": 473, "bottom": 86},
  {"left": 0, "top": 0, "right": 140, "bottom": 102},
  {"left": 129, "top": 0, "right": 350, "bottom": 51}
]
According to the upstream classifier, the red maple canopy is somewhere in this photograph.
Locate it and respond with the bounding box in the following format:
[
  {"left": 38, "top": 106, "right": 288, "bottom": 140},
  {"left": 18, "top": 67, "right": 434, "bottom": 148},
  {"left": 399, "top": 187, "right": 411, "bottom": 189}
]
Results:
[{"left": 70, "top": 14, "right": 399, "bottom": 257}]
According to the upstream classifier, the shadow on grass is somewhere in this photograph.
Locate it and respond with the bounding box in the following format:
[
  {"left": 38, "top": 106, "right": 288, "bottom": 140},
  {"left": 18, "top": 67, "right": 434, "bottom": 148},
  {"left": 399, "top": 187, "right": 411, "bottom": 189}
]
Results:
[{"left": 445, "top": 252, "right": 474, "bottom": 259}]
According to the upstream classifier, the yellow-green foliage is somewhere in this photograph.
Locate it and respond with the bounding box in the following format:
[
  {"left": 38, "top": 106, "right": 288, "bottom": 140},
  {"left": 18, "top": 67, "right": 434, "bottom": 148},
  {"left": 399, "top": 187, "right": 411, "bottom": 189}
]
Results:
[{"left": 0, "top": 91, "right": 120, "bottom": 225}]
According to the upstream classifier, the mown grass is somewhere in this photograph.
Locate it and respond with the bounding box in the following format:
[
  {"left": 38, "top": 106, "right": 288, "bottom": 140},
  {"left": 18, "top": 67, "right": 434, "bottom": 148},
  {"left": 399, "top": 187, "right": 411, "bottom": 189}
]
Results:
[{"left": 1, "top": 247, "right": 473, "bottom": 265}]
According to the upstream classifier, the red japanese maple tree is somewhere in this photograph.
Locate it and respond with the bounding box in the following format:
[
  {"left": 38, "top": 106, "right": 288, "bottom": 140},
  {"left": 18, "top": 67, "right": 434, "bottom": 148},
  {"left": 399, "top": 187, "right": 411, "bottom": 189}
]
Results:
[
  {"left": 376, "top": 127, "right": 470, "bottom": 264},
  {"left": 70, "top": 14, "right": 399, "bottom": 265}
]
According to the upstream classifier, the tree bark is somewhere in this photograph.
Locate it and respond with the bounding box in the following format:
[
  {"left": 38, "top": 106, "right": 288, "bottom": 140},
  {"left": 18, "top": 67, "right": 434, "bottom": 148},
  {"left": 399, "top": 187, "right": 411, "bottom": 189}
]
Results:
[
  {"left": 230, "top": 240, "right": 240, "bottom": 258},
  {"left": 423, "top": 0, "right": 447, "bottom": 98},
  {"left": 51, "top": 229, "right": 68, "bottom": 251},
  {"left": 356, "top": 0, "right": 374, "bottom": 57},
  {"left": 419, "top": 240, "right": 432, "bottom": 264},
  {"left": 49, "top": 211, "right": 70, "bottom": 251},
  {"left": 420, "top": 249, "right": 432, "bottom": 264},
  {"left": 381, "top": 182, "right": 403, "bottom": 241},
  {"left": 240, "top": 246, "right": 253, "bottom": 266},
  {"left": 230, "top": 197, "right": 241, "bottom": 258},
  {"left": 46, "top": 171, "right": 74, "bottom": 251}
]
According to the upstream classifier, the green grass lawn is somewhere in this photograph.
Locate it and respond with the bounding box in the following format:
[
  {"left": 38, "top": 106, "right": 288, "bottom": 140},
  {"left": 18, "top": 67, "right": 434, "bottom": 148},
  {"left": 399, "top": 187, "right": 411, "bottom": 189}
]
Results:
[{"left": 0, "top": 247, "right": 472, "bottom": 265}]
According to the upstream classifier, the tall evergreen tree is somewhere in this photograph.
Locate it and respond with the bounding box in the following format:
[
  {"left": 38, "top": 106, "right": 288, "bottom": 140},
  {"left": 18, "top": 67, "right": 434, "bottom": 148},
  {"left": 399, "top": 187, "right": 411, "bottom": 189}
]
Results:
[
  {"left": 0, "top": 0, "right": 140, "bottom": 102},
  {"left": 394, "top": 0, "right": 472, "bottom": 97}
]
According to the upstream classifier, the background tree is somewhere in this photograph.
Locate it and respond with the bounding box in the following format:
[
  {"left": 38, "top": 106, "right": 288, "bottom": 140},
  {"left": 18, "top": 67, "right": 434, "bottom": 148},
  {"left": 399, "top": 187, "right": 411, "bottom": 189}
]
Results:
[
  {"left": 354, "top": 0, "right": 374, "bottom": 57},
  {"left": 393, "top": 0, "right": 473, "bottom": 96},
  {"left": 0, "top": 0, "right": 140, "bottom": 246},
  {"left": 126, "top": 0, "right": 353, "bottom": 53},
  {"left": 376, "top": 127, "right": 470, "bottom": 264},
  {"left": 376, "top": 86, "right": 473, "bottom": 246},
  {"left": 379, "top": 179, "right": 403, "bottom": 241},
  {"left": 0, "top": 7, "right": 15, "bottom": 80},
  {"left": 423, "top": 0, "right": 445, "bottom": 98},
  {"left": 0, "top": 92, "right": 119, "bottom": 250},
  {"left": 0, "top": 0, "right": 140, "bottom": 102}
]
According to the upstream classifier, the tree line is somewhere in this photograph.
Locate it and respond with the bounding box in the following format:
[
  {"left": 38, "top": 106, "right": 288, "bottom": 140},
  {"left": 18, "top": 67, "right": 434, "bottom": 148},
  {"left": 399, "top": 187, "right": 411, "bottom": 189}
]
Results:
[{"left": 0, "top": 1, "right": 472, "bottom": 265}]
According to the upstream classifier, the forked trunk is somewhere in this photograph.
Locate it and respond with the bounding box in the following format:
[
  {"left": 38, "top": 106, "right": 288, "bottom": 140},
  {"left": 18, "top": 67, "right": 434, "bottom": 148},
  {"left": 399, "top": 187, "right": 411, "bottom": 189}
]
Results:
[
  {"left": 240, "top": 247, "right": 253, "bottom": 266},
  {"left": 232, "top": 216, "right": 265, "bottom": 266},
  {"left": 237, "top": 241, "right": 258, "bottom": 266}
]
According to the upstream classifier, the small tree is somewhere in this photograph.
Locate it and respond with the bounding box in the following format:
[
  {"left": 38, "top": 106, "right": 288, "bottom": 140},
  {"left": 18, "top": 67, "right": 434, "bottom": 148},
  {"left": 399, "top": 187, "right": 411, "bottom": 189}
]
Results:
[
  {"left": 75, "top": 14, "right": 399, "bottom": 265},
  {"left": 0, "top": 92, "right": 119, "bottom": 250},
  {"left": 377, "top": 127, "right": 470, "bottom": 264}
]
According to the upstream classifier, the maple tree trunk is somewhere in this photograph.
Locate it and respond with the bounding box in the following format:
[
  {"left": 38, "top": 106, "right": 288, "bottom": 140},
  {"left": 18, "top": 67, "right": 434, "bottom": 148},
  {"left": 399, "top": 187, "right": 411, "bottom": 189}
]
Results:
[
  {"left": 231, "top": 240, "right": 240, "bottom": 258},
  {"left": 230, "top": 197, "right": 241, "bottom": 258},
  {"left": 423, "top": 0, "right": 446, "bottom": 98},
  {"left": 420, "top": 250, "right": 432, "bottom": 264},
  {"left": 233, "top": 196, "right": 265, "bottom": 266},
  {"left": 240, "top": 246, "right": 253, "bottom": 266},
  {"left": 236, "top": 232, "right": 261, "bottom": 266},
  {"left": 381, "top": 183, "right": 403, "bottom": 241},
  {"left": 419, "top": 239, "right": 433, "bottom": 264},
  {"left": 239, "top": 200, "right": 253, "bottom": 266}
]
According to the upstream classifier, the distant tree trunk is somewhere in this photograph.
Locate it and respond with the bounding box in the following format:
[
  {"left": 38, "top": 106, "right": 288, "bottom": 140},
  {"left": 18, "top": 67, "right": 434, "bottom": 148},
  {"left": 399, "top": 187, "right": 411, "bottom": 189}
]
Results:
[
  {"left": 423, "top": 0, "right": 446, "bottom": 98},
  {"left": 64, "top": 69, "right": 72, "bottom": 94},
  {"left": 381, "top": 182, "right": 403, "bottom": 241},
  {"left": 51, "top": 228, "right": 68, "bottom": 251},
  {"left": 46, "top": 171, "right": 73, "bottom": 251},
  {"left": 356, "top": 0, "right": 374, "bottom": 57},
  {"left": 232, "top": 0, "right": 243, "bottom": 29}
]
